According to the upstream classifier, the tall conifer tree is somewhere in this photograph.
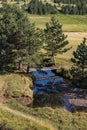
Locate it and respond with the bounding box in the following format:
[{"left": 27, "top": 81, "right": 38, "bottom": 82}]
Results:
[{"left": 44, "top": 16, "right": 69, "bottom": 65}]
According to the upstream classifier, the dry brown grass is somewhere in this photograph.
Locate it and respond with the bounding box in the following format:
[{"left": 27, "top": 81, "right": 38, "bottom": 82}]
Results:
[{"left": 56, "top": 32, "right": 87, "bottom": 68}]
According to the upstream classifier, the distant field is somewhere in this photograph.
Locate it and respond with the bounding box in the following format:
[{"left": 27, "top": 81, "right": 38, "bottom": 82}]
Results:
[{"left": 29, "top": 14, "right": 87, "bottom": 32}]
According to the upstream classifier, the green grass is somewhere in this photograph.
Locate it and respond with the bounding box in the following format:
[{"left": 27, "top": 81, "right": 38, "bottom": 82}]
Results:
[
  {"left": 29, "top": 14, "right": 87, "bottom": 32},
  {"left": 6, "top": 99, "right": 87, "bottom": 130},
  {"left": 0, "top": 107, "right": 49, "bottom": 130},
  {"left": 0, "top": 73, "right": 33, "bottom": 97}
]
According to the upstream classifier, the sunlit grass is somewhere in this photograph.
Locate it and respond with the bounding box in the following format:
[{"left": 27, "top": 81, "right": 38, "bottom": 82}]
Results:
[
  {"left": 56, "top": 32, "right": 87, "bottom": 68},
  {"left": 0, "top": 73, "right": 33, "bottom": 97},
  {"left": 0, "top": 106, "right": 49, "bottom": 130},
  {"left": 6, "top": 99, "right": 87, "bottom": 130},
  {"left": 29, "top": 14, "right": 87, "bottom": 32}
]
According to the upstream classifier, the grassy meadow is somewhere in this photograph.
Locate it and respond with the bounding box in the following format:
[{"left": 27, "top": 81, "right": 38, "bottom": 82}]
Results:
[
  {"left": 56, "top": 32, "right": 87, "bottom": 68},
  {"left": 29, "top": 14, "right": 87, "bottom": 32}
]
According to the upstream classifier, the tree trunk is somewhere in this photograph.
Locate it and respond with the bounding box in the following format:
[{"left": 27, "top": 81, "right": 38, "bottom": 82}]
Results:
[
  {"left": 26, "top": 63, "right": 29, "bottom": 74},
  {"left": 82, "top": 65, "right": 85, "bottom": 78},
  {"left": 18, "top": 61, "right": 21, "bottom": 70},
  {"left": 53, "top": 55, "right": 55, "bottom": 66},
  {"left": 52, "top": 53, "right": 56, "bottom": 66}
]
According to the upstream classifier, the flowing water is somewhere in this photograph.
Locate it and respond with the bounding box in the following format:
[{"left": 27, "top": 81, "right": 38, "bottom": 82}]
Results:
[{"left": 33, "top": 70, "right": 75, "bottom": 111}]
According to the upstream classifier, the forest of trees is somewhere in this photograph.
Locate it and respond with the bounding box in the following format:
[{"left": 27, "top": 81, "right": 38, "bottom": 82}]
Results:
[
  {"left": 27, "top": 0, "right": 87, "bottom": 15},
  {"left": 54, "top": 0, "right": 87, "bottom": 15},
  {"left": 1, "top": 0, "right": 87, "bottom": 15},
  {"left": 61, "top": 2, "right": 87, "bottom": 15},
  {"left": 28, "top": 0, "right": 58, "bottom": 15},
  {"left": 54, "top": 0, "right": 87, "bottom": 4}
]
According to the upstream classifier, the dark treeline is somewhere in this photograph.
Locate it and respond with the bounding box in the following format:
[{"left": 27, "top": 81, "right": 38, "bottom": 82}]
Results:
[
  {"left": 61, "top": 3, "right": 87, "bottom": 15},
  {"left": 54, "top": 0, "right": 87, "bottom": 15},
  {"left": 1, "top": 0, "right": 87, "bottom": 15},
  {"left": 54, "top": 0, "right": 87, "bottom": 4},
  {"left": 27, "top": 0, "right": 58, "bottom": 15},
  {"left": 28, "top": 0, "right": 87, "bottom": 15}
]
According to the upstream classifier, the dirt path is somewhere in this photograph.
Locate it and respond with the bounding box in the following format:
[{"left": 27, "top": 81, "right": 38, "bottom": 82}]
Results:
[{"left": 0, "top": 103, "right": 56, "bottom": 130}]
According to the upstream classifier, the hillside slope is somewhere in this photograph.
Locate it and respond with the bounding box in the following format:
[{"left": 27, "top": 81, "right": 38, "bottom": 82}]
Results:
[
  {"left": 0, "top": 101, "right": 87, "bottom": 130},
  {"left": 0, "top": 73, "right": 33, "bottom": 105},
  {"left": 0, "top": 103, "right": 54, "bottom": 130}
]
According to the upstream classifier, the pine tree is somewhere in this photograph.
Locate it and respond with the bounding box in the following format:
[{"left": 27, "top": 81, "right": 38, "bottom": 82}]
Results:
[
  {"left": 44, "top": 16, "right": 69, "bottom": 66},
  {"left": 70, "top": 38, "right": 87, "bottom": 88},
  {"left": 25, "top": 27, "right": 44, "bottom": 73},
  {"left": 0, "top": 4, "right": 35, "bottom": 70}
]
